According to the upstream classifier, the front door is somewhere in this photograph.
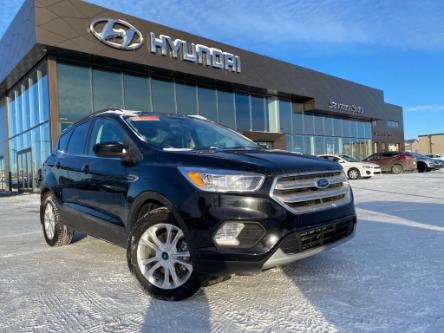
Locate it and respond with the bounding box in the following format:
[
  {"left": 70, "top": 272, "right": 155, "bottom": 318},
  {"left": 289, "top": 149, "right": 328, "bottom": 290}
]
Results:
[{"left": 16, "top": 149, "right": 33, "bottom": 192}]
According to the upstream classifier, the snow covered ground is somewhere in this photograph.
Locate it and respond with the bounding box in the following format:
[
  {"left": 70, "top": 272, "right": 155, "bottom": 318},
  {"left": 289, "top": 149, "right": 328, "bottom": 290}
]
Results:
[{"left": 0, "top": 171, "right": 443, "bottom": 333}]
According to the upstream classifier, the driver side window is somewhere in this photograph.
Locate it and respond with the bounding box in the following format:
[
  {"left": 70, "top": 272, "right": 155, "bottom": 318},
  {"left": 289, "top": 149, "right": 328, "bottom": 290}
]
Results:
[{"left": 87, "top": 118, "right": 126, "bottom": 156}]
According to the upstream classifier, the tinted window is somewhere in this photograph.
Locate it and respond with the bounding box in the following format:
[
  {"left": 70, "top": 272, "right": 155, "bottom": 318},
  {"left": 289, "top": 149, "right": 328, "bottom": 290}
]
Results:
[
  {"left": 93, "top": 69, "right": 123, "bottom": 111},
  {"left": 87, "top": 118, "right": 125, "bottom": 155},
  {"left": 151, "top": 78, "right": 175, "bottom": 114},
  {"left": 176, "top": 83, "right": 197, "bottom": 115},
  {"left": 382, "top": 152, "right": 397, "bottom": 157},
  {"left": 66, "top": 122, "right": 90, "bottom": 155},
  {"left": 279, "top": 100, "right": 292, "bottom": 133},
  {"left": 198, "top": 87, "right": 217, "bottom": 121},
  {"left": 58, "top": 129, "right": 72, "bottom": 151},
  {"left": 123, "top": 74, "right": 150, "bottom": 112},
  {"left": 251, "top": 96, "right": 266, "bottom": 131}
]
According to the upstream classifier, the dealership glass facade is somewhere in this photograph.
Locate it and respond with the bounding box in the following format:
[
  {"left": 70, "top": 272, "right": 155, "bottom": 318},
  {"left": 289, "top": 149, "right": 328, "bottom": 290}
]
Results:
[
  {"left": 57, "top": 62, "right": 372, "bottom": 159},
  {"left": 5, "top": 62, "right": 51, "bottom": 191}
]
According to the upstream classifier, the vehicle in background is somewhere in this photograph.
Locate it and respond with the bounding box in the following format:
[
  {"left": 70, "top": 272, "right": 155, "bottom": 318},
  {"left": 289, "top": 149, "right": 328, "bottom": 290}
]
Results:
[
  {"left": 406, "top": 152, "right": 441, "bottom": 172},
  {"left": 363, "top": 152, "right": 416, "bottom": 174},
  {"left": 425, "top": 154, "right": 444, "bottom": 161},
  {"left": 318, "top": 154, "right": 381, "bottom": 180}
]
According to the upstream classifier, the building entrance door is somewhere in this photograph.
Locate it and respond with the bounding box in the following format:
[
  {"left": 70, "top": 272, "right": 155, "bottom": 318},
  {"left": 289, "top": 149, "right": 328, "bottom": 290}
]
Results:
[
  {"left": 16, "top": 149, "right": 33, "bottom": 192},
  {"left": 0, "top": 157, "right": 5, "bottom": 191}
]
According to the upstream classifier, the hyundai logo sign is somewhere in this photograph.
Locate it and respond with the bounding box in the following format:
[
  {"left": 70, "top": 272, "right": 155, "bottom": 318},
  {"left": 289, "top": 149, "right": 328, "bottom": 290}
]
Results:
[
  {"left": 89, "top": 18, "right": 241, "bottom": 73},
  {"left": 316, "top": 178, "right": 330, "bottom": 188},
  {"left": 89, "top": 18, "right": 144, "bottom": 50}
]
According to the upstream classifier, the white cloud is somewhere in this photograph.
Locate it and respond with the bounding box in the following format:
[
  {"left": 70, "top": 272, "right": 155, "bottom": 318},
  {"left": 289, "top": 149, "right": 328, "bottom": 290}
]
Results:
[{"left": 405, "top": 105, "right": 444, "bottom": 112}]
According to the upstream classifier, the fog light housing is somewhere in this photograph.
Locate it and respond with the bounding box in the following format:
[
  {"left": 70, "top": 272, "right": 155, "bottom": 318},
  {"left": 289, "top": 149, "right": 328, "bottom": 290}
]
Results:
[
  {"left": 214, "top": 222, "right": 245, "bottom": 246},
  {"left": 213, "top": 221, "right": 266, "bottom": 248}
]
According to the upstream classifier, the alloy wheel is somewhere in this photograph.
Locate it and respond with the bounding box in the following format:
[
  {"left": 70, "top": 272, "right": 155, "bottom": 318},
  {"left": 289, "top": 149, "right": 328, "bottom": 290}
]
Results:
[
  {"left": 348, "top": 169, "right": 359, "bottom": 180},
  {"left": 136, "top": 223, "right": 193, "bottom": 290},
  {"left": 44, "top": 203, "right": 56, "bottom": 240}
]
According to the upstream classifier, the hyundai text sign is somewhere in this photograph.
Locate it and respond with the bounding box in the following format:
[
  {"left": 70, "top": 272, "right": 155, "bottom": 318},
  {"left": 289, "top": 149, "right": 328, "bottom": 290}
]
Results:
[{"left": 89, "top": 18, "right": 241, "bottom": 73}]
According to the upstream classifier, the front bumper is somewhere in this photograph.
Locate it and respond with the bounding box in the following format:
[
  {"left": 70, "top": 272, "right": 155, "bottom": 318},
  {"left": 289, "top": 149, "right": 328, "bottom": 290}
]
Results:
[{"left": 189, "top": 202, "right": 356, "bottom": 276}]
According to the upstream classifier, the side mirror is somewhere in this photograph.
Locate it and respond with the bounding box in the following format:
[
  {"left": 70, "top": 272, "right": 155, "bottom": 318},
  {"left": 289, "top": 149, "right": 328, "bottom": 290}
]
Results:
[{"left": 93, "top": 141, "right": 127, "bottom": 159}]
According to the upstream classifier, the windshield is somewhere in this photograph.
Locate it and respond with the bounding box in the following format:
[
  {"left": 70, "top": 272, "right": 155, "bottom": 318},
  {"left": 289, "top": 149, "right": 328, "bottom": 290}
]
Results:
[
  {"left": 340, "top": 154, "right": 359, "bottom": 162},
  {"left": 125, "top": 114, "right": 259, "bottom": 150}
]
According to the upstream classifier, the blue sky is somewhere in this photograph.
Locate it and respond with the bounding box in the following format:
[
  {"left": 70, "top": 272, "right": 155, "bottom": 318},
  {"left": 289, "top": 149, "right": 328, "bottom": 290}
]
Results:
[{"left": 1, "top": 0, "right": 444, "bottom": 139}]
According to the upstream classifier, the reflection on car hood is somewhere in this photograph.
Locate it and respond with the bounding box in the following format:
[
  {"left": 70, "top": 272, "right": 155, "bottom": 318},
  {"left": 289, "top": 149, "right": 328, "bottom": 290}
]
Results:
[{"left": 169, "top": 149, "right": 342, "bottom": 176}]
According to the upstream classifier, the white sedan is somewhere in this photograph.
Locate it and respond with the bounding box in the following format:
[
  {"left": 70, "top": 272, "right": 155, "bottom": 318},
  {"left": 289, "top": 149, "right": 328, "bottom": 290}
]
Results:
[
  {"left": 318, "top": 154, "right": 382, "bottom": 180},
  {"left": 425, "top": 154, "right": 444, "bottom": 161}
]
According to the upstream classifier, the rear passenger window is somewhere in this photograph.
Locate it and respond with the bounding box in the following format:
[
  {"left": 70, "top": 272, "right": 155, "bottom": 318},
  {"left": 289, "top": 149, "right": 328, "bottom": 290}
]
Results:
[
  {"left": 58, "top": 129, "right": 72, "bottom": 152},
  {"left": 66, "top": 122, "right": 90, "bottom": 155}
]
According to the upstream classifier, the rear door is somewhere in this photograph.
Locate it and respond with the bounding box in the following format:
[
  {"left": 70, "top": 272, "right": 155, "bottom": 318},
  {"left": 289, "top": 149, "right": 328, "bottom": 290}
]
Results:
[{"left": 59, "top": 120, "right": 93, "bottom": 226}]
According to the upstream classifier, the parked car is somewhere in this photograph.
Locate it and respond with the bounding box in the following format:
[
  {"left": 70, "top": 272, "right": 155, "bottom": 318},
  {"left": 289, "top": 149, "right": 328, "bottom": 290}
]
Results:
[
  {"left": 406, "top": 152, "right": 441, "bottom": 172},
  {"left": 40, "top": 109, "right": 357, "bottom": 301},
  {"left": 363, "top": 152, "right": 416, "bottom": 174},
  {"left": 318, "top": 154, "right": 381, "bottom": 180},
  {"left": 425, "top": 153, "right": 444, "bottom": 161}
]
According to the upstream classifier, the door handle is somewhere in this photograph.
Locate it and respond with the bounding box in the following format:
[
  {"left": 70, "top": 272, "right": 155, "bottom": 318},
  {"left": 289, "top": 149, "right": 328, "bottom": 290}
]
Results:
[
  {"left": 56, "top": 162, "right": 61, "bottom": 169},
  {"left": 81, "top": 165, "right": 90, "bottom": 174}
]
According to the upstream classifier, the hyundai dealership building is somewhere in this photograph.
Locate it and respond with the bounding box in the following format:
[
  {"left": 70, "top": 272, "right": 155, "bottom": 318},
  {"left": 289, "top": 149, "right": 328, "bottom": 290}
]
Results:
[{"left": 0, "top": 0, "right": 404, "bottom": 192}]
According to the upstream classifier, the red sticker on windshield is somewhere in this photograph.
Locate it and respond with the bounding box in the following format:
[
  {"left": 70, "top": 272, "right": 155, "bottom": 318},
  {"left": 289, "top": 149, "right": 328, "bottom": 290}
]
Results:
[{"left": 130, "top": 115, "right": 160, "bottom": 121}]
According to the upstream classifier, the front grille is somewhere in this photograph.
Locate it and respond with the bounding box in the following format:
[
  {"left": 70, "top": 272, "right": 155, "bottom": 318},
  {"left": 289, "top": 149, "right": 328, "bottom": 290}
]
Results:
[
  {"left": 272, "top": 171, "right": 351, "bottom": 214},
  {"left": 280, "top": 219, "right": 355, "bottom": 255}
]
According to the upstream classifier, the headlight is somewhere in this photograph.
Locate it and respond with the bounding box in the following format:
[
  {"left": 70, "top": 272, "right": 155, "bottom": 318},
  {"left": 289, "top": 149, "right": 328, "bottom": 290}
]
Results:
[{"left": 179, "top": 167, "right": 265, "bottom": 192}]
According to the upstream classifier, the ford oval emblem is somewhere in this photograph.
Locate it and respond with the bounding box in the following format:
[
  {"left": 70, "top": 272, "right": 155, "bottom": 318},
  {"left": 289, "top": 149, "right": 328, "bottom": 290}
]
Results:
[{"left": 316, "top": 178, "right": 329, "bottom": 188}]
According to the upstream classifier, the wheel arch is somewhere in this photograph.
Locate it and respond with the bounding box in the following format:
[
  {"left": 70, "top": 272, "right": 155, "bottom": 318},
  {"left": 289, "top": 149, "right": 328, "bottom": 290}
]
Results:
[{"left": 127, "top": 191, "right": 187, "bottom": 233}]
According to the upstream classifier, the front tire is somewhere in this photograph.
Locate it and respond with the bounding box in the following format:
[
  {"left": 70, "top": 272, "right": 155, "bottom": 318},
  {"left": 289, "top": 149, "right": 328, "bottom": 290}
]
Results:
[
  {"left": 40, "top": 193, "right": 74, "bottom": 247},
  {"left": 347, "top": 168, "right": 360, "bottom": 180},
  {"left": 128, "top": 207, "right": 201, "bottom": 301}
]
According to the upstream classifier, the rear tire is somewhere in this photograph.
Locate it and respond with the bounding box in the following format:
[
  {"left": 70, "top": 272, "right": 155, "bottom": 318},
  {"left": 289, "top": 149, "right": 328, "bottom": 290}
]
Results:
[
  {"left": 391, "top": 164, "right": 403, "bottom": 174},
  {"left": 347, "top": 168, "right": 360, "bottom": 180},
  {"left": 128, "top": 207, "right": 201, "bottom": 301},
  {"left": 40, "top": 193, "right": 74, "bottom": 247}
]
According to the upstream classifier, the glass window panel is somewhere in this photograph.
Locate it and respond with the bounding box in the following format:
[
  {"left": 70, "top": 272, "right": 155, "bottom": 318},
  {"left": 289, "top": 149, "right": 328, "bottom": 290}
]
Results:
[
  {"left": 333, "top": 118, "right": 343, "bottom": 137},
  {"left": 123, "top": 74, "right": 149, "bottom": 112},
  {"left": 66, "top": 121, "right": 90, "bottom": 155},
  {"left": 16, "top": 90, "right": 23, "bottom": 134},
  {"left": 38, "top": 69, "right": 49, "bottom": 122},
  {"left": 304, "top": 136, "right": 313, "bottom": 155},
  {"left": 325, "top": 137, "right": 339, "bottom": 155},
  {"left": 217, "top": 90, "right": 235, "bottom": 129},
  {"left": 342, "top": 138, "right": 353, "bottom": 156},
  {"left": 292, "top": 135, "right": 304, "bottom": 154},
  {"left": 92, "top": 69, "right": 123, "bottom": 111},
  {"left": 278, "top": 99, "right": 292, "bottom": 133},
  {"left": 304, "top": 114, "right": 315, "bottom": 135},
  {"left": 343, "top": 119, "right": 352, "bottom": 137},
  {"left": 314, "top": 136, "right": 325, "bottom": 155},
  {"left": 57, "top": 63, "right": 92, "bottom": 126},
  {"left": 292, "top": 111, "right": 304, "bottom": 134},
  {"left": 8, "top": 96, "right": 15, "bottom": 137},
  {"left": 357, "top": 121, "right": 366, "bottom": 139},
  {"left": 176, "top": 83, "right": 197, "bottom": 115},
  {"left": 314, "top": 116, "right": 325, "bottom": 135},
  {"left": 352, "top": 121, "right": 359, "bottom": 138},
  {"left": 267, "top": 97, "right": 279, "bottom": 133},
  {"left": 363, "top": 122, "right": 371, "bottom": 139},
  {"left": 151, "top": 78, "right": 175, "bottom": 114},
  {"left": 251, "top": 96, "right": 266, "bottom": 131},
  {"left": 235, "top": 93, "right": 250, "bottom": 131},
  {"left": 324, "top": 117, "right": 334, "bottom": 136},
  {"left": 198, "top": 87, "right": 217, "bottom": 121},
  {"left": 22, "top": 83, "right": 30, "bottom": 131},
  {"left": 30, "top": 75, "right": 40, "bottom": 127}
]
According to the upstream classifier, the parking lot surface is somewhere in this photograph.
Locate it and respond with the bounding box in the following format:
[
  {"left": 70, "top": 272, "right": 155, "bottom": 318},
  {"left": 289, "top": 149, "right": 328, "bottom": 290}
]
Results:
[{"left": 1, "top": 171, "right": 443, "bottom": 332}]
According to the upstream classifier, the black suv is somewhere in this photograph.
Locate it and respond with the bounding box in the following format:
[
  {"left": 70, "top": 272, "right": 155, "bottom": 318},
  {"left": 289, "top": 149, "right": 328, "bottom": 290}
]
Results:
[{"left": 41, "top": 109, "right": 356, "bottom": 300}]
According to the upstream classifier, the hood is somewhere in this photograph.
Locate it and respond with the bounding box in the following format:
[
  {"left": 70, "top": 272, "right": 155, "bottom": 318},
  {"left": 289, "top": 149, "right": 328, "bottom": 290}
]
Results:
[{"left": 161, "top": 149, "right": 342, "bottom": 176}]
